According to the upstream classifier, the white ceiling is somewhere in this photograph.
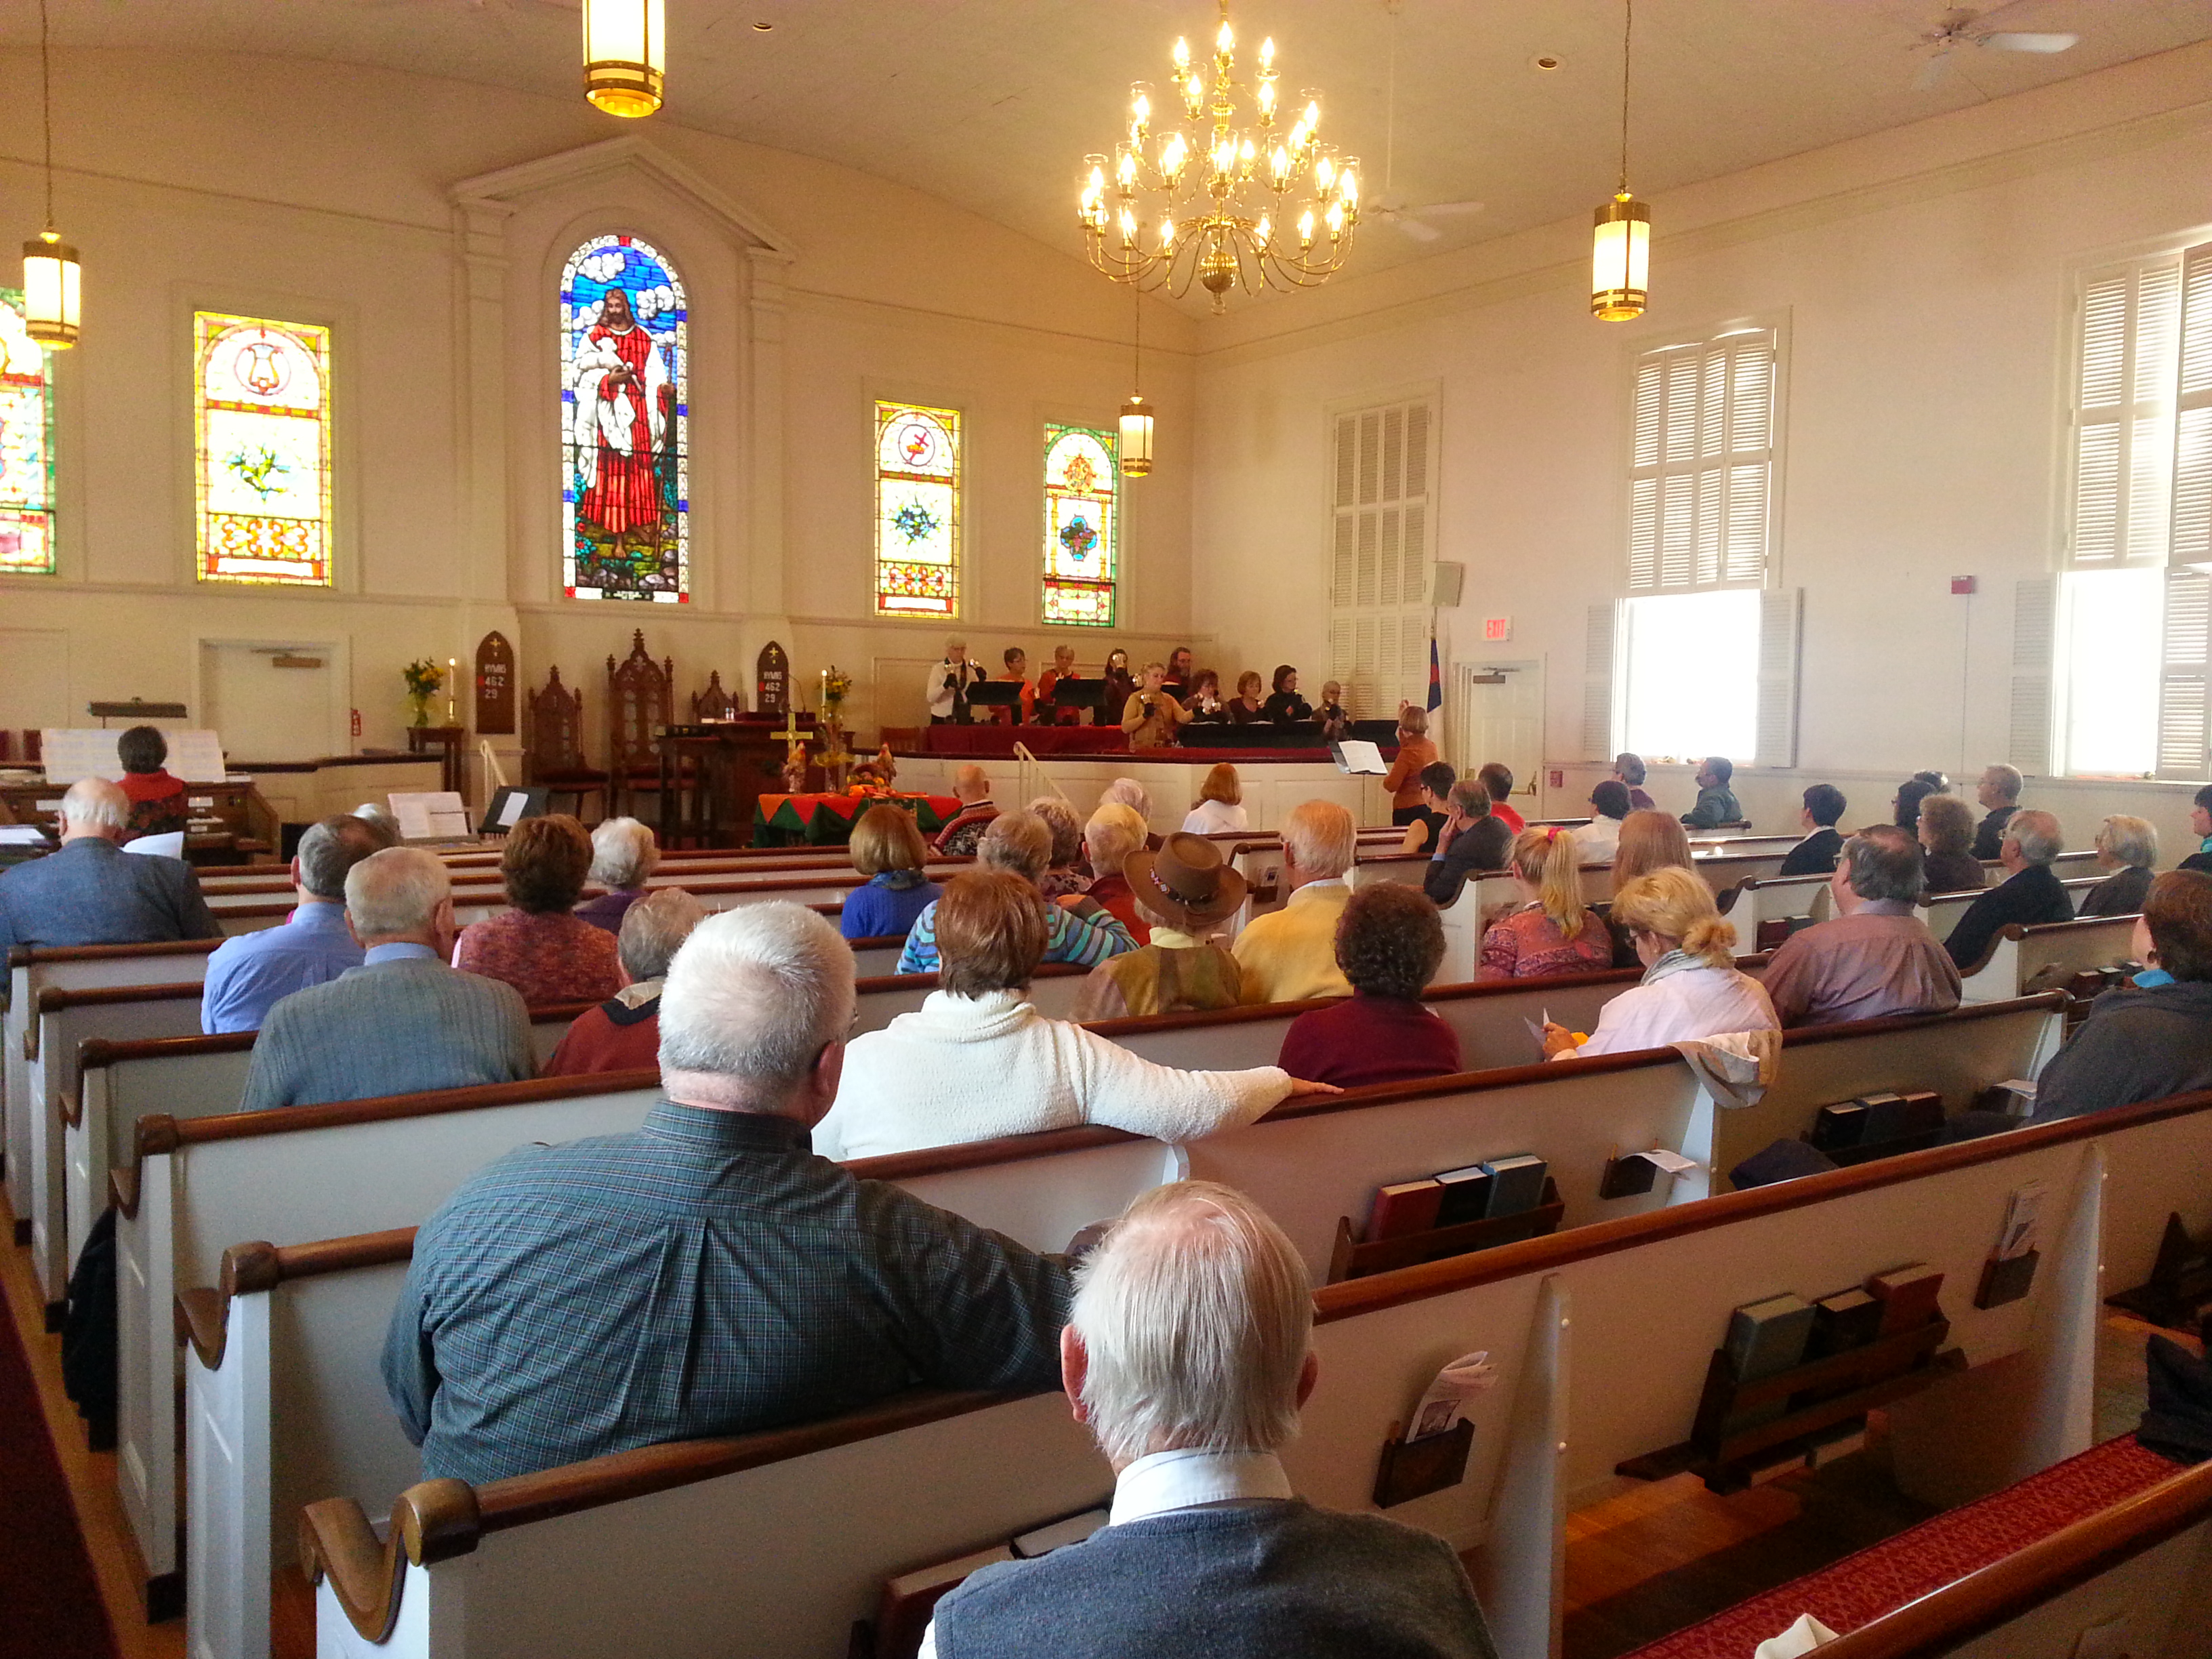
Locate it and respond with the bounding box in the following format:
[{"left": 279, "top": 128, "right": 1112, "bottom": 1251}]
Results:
[{"left": 22, "top": 0, "right": 2212, "bottom": 297}]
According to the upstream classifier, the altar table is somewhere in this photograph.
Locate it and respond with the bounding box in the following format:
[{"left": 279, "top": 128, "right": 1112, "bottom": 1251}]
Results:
[{"left": 752, "top": 790, "right": 964, "bottom": 848}]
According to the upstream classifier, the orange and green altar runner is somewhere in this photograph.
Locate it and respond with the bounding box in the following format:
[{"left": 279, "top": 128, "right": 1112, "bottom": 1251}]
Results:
[{"left": 752, "top": 790, "right": 963, "bottom": 848}]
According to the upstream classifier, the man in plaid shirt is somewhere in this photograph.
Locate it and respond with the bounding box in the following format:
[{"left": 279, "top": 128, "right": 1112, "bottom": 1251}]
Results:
[{"left": 382, "top": 903, "right": 1073, "bottom": 1485}]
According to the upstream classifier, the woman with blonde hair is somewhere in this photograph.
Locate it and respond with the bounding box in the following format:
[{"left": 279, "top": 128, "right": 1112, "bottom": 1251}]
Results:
[
  {"left": 840, "top": 804, "right": 942, "bottom": 939},
  {"left": 1378, "top": 704, "right": 1440, "bottom": 827},
  {"left": 1918, "top": 794, "right": 1986, "bottom": 894},
  {"left": 2082, "top": 815, "right": 2158, "bottom": 918},
  {"left": 1479, "top": 826, "right": 1613, "bottom": 981},
  {"left": 1543, "top": 866, "right": 1775, "bottom": 1057},
  {"left": 1181, "top": 763, "right": 1249, "bottom": 835},
  {"left": 1612, "top": 810, "right": 1694, "bottom": 892}
]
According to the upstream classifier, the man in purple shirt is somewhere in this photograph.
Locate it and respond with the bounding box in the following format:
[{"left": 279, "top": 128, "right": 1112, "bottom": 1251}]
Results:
[
  {"left": 1762, "top": 825, "right": 1961, "bottom": 1029},
  {"left": 200, "top": 814, "right": 394, "bottom": 1033}
]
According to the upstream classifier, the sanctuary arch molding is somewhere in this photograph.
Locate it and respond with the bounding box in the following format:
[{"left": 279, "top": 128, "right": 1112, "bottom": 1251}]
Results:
[{"left": 447, "top": 137, "right": 800, "bottom": 687}]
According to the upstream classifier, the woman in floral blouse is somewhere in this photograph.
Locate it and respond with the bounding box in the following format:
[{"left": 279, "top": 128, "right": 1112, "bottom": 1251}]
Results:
[
  {"left": 1476, "top": 825, "right": 1613, "bottom": 981},
  {"left": 453, "top": 813, "right": 623, "bottom": 1006}
]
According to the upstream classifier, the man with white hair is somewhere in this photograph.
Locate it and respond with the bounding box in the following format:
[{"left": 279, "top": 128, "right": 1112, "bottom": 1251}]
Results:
[
  {"left": 237, "top": 847, "right": 532, "bottom": 1111},
  {"left": 933, "top": 763, "right": 1000, "bottom": 856},
  {"left": 0, "top": 777, "right": 220, "bottom": 952},
  {"left": 1945, "top": 808, "right": 2074, "bottom": 971},
  {"left": 383, "top": 901, "right": 1072, "bottom": 1484},
  {"left": 201, "top": 813, "right": 396, "bottom": 1032},
  {"left": 924, "top": 1182, "right": 1499, "bottom": 1658},
  {"left": 1231, "top": 800, "right": 1357, "bottom": 1004},
  {"left": 544, "top": 886, "right": 708, "bottom": 1075}
]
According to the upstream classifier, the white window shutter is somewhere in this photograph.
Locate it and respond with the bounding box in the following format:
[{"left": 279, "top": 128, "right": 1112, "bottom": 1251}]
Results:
[
  {"left": 2157, "top": 568, "right": 2211, "bottom": 781},
  {"left": 2171, "top": 241, "right": 2212, "bottom": 570},
  {"left": 2009, "top": 577, "right": 2056, "bottom": 777},
  {"left": 1582, "top": 602, "right": 1617, "bottom": 759},
  {"left": 1628, "top": 332, "right": 1776, "bottom": 596},
  {"left": 1754, "top": 588, "right": 1801, "bottom": 769}
]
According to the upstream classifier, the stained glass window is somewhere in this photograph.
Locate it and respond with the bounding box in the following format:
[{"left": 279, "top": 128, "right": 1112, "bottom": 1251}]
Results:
[
  {"left": 0, "top": 290, "right": 54, "bottom": 576},
  {"left": 1042, "top": 424, "right": 1119, "bottom": 627},
  {"left": 875, "top": 401, "right": 961, "bottom": 617},
  {"left": 194, "top": 313, "right": 333, "bottom": 586},
  {"left": 562, "top": 234, "right": 689, "bottom": 602}
]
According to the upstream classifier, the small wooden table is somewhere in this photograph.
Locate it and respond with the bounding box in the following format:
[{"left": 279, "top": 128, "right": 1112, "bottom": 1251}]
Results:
[{"left": 405, "top": 725, "right": 466, "bottom": 795}]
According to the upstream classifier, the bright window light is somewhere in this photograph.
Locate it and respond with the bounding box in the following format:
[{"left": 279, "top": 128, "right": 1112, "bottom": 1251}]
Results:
[
  {"left": 1620, "top": 590, "right": 1761, "bottom": 762},
  {"left": 2062, "top": 567, "right": 2163, "bottom": 777}
]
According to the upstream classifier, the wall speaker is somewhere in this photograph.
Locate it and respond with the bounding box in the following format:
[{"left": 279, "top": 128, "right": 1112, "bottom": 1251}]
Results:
[{"left": 1431, "top": 561, "right": 1466, "bottom": 608}]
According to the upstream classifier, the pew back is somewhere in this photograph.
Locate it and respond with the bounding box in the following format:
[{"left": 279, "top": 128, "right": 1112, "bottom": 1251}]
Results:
[{"left": 1957, "top": 915, "right": 2140, "bottom": 1004}]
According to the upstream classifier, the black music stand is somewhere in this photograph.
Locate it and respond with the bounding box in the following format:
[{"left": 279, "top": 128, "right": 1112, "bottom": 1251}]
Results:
[
  {"left": 965, "top": 682, "right": 1027, "bottom": 724},
  {"left": 1051, "top": 677, "right": 1111, "bottom": 725}
]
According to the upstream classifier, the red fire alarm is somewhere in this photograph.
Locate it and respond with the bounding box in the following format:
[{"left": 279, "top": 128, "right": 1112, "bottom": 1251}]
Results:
[
  {"left": 350, "top": 707, "right": 363, "bottom": 738},
  {"left": 1548, "top": 769, "right": 1565, "bottom": 790},
  {"left": 1950, "top": 576, "right": 1976, "bottom": 596}
]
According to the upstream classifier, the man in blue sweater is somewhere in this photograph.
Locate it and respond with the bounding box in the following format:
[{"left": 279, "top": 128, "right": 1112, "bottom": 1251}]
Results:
[{"left": 926, "top": 1181, "right": 1498, "bottom": 1659}]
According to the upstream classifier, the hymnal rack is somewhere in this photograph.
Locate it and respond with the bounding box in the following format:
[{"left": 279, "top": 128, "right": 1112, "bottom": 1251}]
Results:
[
  {"left": 1327, "top": 1178, "right": 1564, "bottom": 1284},
  {"left": 1614, "top": 1316, "right": 1965, "bottom": 1495}
]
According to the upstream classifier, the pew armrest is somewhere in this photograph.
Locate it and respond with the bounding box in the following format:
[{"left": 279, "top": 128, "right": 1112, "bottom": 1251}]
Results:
[
  {"left": 300, "top": 1482, "right": 482, "bottom": 1645},
  {"left": 174, "top": 1287, "right": 228, "bottom": 1369}
]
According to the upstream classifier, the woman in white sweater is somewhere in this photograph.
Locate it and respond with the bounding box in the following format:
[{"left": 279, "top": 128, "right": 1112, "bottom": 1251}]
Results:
[
  {"left": 1541, "top": 866, "right": 1776, "bottom": 1059},
  {"left": 816, "top": 869, "right": 1336, "bottom": 1162}
]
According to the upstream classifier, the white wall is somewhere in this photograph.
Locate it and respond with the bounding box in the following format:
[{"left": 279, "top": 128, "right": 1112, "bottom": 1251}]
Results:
[
  {"left": 0, "top": 48, "right": 1200, "bottom": 775},
  {"left": 1189, "top": 42, "right": 2212, "bottom": 853}
]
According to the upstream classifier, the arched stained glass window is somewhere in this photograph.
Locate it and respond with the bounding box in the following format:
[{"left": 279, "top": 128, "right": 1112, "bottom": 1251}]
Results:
[
  {"left": 1043, "top": 424, "right": 1119, "bottom": 627},
  {"left": 194, "top": 312, "right": 332, "bottom": 586},
  {"left": 0, "top": 290, "right": 54, "bottom": 575},
  {"left": 875, "top": 401, "right": 961, "bottom": 617},
  {"left": 562, "top": 234, "right": 689, "bottom": 602}
]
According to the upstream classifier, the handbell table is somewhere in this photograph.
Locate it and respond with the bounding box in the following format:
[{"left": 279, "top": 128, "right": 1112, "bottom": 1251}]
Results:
[{"left": 752, "top": 790, "right": 964, "bottom": 848}]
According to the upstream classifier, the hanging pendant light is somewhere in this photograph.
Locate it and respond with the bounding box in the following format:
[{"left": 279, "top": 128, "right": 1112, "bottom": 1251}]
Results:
[
  {"left": 1591, "top": 0, "right": 1648, "bottom": 323},
  {"left": 1120, "top": 291, "right": 1155, "bottom": 478},
  {"left": 583, "top": 0, "right": 666, "bottom": 118},
  {"left": 22, "top": 0, "right": 79, "bottom": 348}
]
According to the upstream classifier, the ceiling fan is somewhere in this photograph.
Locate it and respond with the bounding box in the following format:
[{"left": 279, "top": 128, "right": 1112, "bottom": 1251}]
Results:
[
  {"left": 1367, "top": 0, "right": 1483, "bottom": 244},
  {"left": 1910, "top": 3, "right": 2081, "bottom": 91}
]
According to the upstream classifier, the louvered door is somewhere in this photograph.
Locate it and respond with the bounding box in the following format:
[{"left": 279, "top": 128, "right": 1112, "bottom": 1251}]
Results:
[{"left": 1328, "top": 398, "right": 1436, "bottom": 716}]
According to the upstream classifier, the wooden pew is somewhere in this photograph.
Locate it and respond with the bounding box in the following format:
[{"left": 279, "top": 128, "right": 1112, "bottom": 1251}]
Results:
[
  {"left": 1617, "top": 1434, "right": 2212, "bottom": 1658},
  {"left": 156, "top": 996, "right": 2058, "bottom": 1649},
  {"left": 64, "top": 1006, "right": 593, "bottom": 1279},
  {"left": 1955, "top": 915, "right": 2140, "bottom": 1004},
  {"left": 278, "top": 1084, "right": 2212, "bottom": 1659},
  {"left": 5, "top": 939, "right": 222, "bottom": 1226}
]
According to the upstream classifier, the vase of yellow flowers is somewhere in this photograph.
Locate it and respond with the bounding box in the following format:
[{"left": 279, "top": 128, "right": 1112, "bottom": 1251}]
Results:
[{"left": 402, "top": 659, "right": 445, "bottom": 729}]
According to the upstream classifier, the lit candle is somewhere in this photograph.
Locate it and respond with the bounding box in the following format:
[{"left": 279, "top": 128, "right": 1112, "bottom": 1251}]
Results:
[
  {"left": 447, "top": 658, "right": 457, "bottom": 725},
  {"left": 819, "top": 668, "right": 827, "bottom": 711}
]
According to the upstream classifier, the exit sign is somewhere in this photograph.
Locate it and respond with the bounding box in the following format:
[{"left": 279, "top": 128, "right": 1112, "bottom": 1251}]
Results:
[{"left": 1482, "top": 616, "right": 1513, "bottom": 641}]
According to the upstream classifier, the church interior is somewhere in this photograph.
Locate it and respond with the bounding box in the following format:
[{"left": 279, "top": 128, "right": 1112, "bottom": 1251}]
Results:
[{"left": 5, "top": 1, "right": 2212, "bottom": 1656}]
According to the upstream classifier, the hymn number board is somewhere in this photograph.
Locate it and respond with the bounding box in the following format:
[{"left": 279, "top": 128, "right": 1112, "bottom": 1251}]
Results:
[
  {"left": 757, "top": 641, "right": 790, "bottom": 716},
  {"left": 474, "top": 632, "right": 516, "bottom": 735}
]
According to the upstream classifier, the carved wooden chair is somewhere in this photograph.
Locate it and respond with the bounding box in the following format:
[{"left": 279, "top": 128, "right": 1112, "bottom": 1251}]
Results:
[
  {"left": 691, "top": 671, "right": 744, "bottom": 722},
  {"left": 523, "top": 668, "right": 609, "bottom": 823},
  {"left": 607, "top": 631, "right": 676, "bottom": 824}
]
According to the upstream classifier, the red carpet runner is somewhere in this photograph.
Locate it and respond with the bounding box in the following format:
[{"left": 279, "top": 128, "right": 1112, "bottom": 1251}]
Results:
[{"left": 0, "top": 1305, "right": 117, "bottom": 1658}]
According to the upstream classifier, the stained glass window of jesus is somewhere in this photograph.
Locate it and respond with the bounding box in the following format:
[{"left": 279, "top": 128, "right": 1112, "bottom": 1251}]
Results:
[
  {"left": 875, "top": 401, "right": 961, "bottom": 617},
  {"left": 561, "top": 234, "right": 689, "bottom": 603},
  {"left": 194, "top": 313, "right": 333, "bottom": 586},
  {"left": 1042, "top": 424, "right": 1119, "bottom": 627},
  {"left": 0, "top": 290, "right": 54, "bottom": 576}
]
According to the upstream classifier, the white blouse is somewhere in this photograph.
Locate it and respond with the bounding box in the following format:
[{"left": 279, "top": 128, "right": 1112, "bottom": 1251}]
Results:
[
  {"left": 1563, "top": 963, "right": 1777, "bottom": 1058},
  {"left": 1181, "top": 798, "right": 1250, "bottom": 835}
]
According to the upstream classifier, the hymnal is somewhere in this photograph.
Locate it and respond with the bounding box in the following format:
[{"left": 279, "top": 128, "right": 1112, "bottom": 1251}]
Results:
[
  {"left": 1807, "top": 1288, "right": 1884, "bottom": 1357},
  {"left": 1811, "top": 1101, "right": 1868, "bottom": 1150},
  {"left": 1368, "top": 1179, "right": 1445, "bottom": 1241},
  {"left": 1330, "top": 739, "right": 1389, "bottom": 776},
  {"left": 874, "top": 1542, "right": 1014, "bottom": 1659},
  {"left": 1479, "top": 1155, "right": 1549, "bottom": 1219},
  {"left": 1866, "top": 1263, "right": 1945, "bottom": 1335},
  {"left": 1725, "top": 1293, "right": 1816, "bottom": 1382},
  {"left": 389, "top": 790, "right": 472, "bottom": 842},
  {"left": 1010, "top": 1509, "right": 1108, "bottom": 1559},
  {"left": 1856, "top": 1092, "right": 1911, "bottom": 1142},
  {"left": 1431, "top": 1164, "right": 1494, "bottom": 1228},
  {"left": 1900, "top": 1091, "right": 1944, "bottom": 1137}
]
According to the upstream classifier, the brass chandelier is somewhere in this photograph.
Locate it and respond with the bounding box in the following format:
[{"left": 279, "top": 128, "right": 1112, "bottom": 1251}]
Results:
[{"left": 1079, "top": 0, "right": 1359, "bottom": 314}]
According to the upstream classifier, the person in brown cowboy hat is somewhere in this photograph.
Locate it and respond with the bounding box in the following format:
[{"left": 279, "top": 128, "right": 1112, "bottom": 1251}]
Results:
[{"left": 1073, "top": 833, "right": 1250, "bottom": 1021}]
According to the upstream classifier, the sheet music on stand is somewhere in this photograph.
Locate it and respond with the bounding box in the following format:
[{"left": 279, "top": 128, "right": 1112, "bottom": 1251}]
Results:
[
  {"left": 388, "top": 791, "right": 474, "bottom": 842},
  {"left": 39, "top": 728, "right": 228, "bottom": 785},
  {"left": 1330, "top": 739, "right": 1389, "bottom": 776}
]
